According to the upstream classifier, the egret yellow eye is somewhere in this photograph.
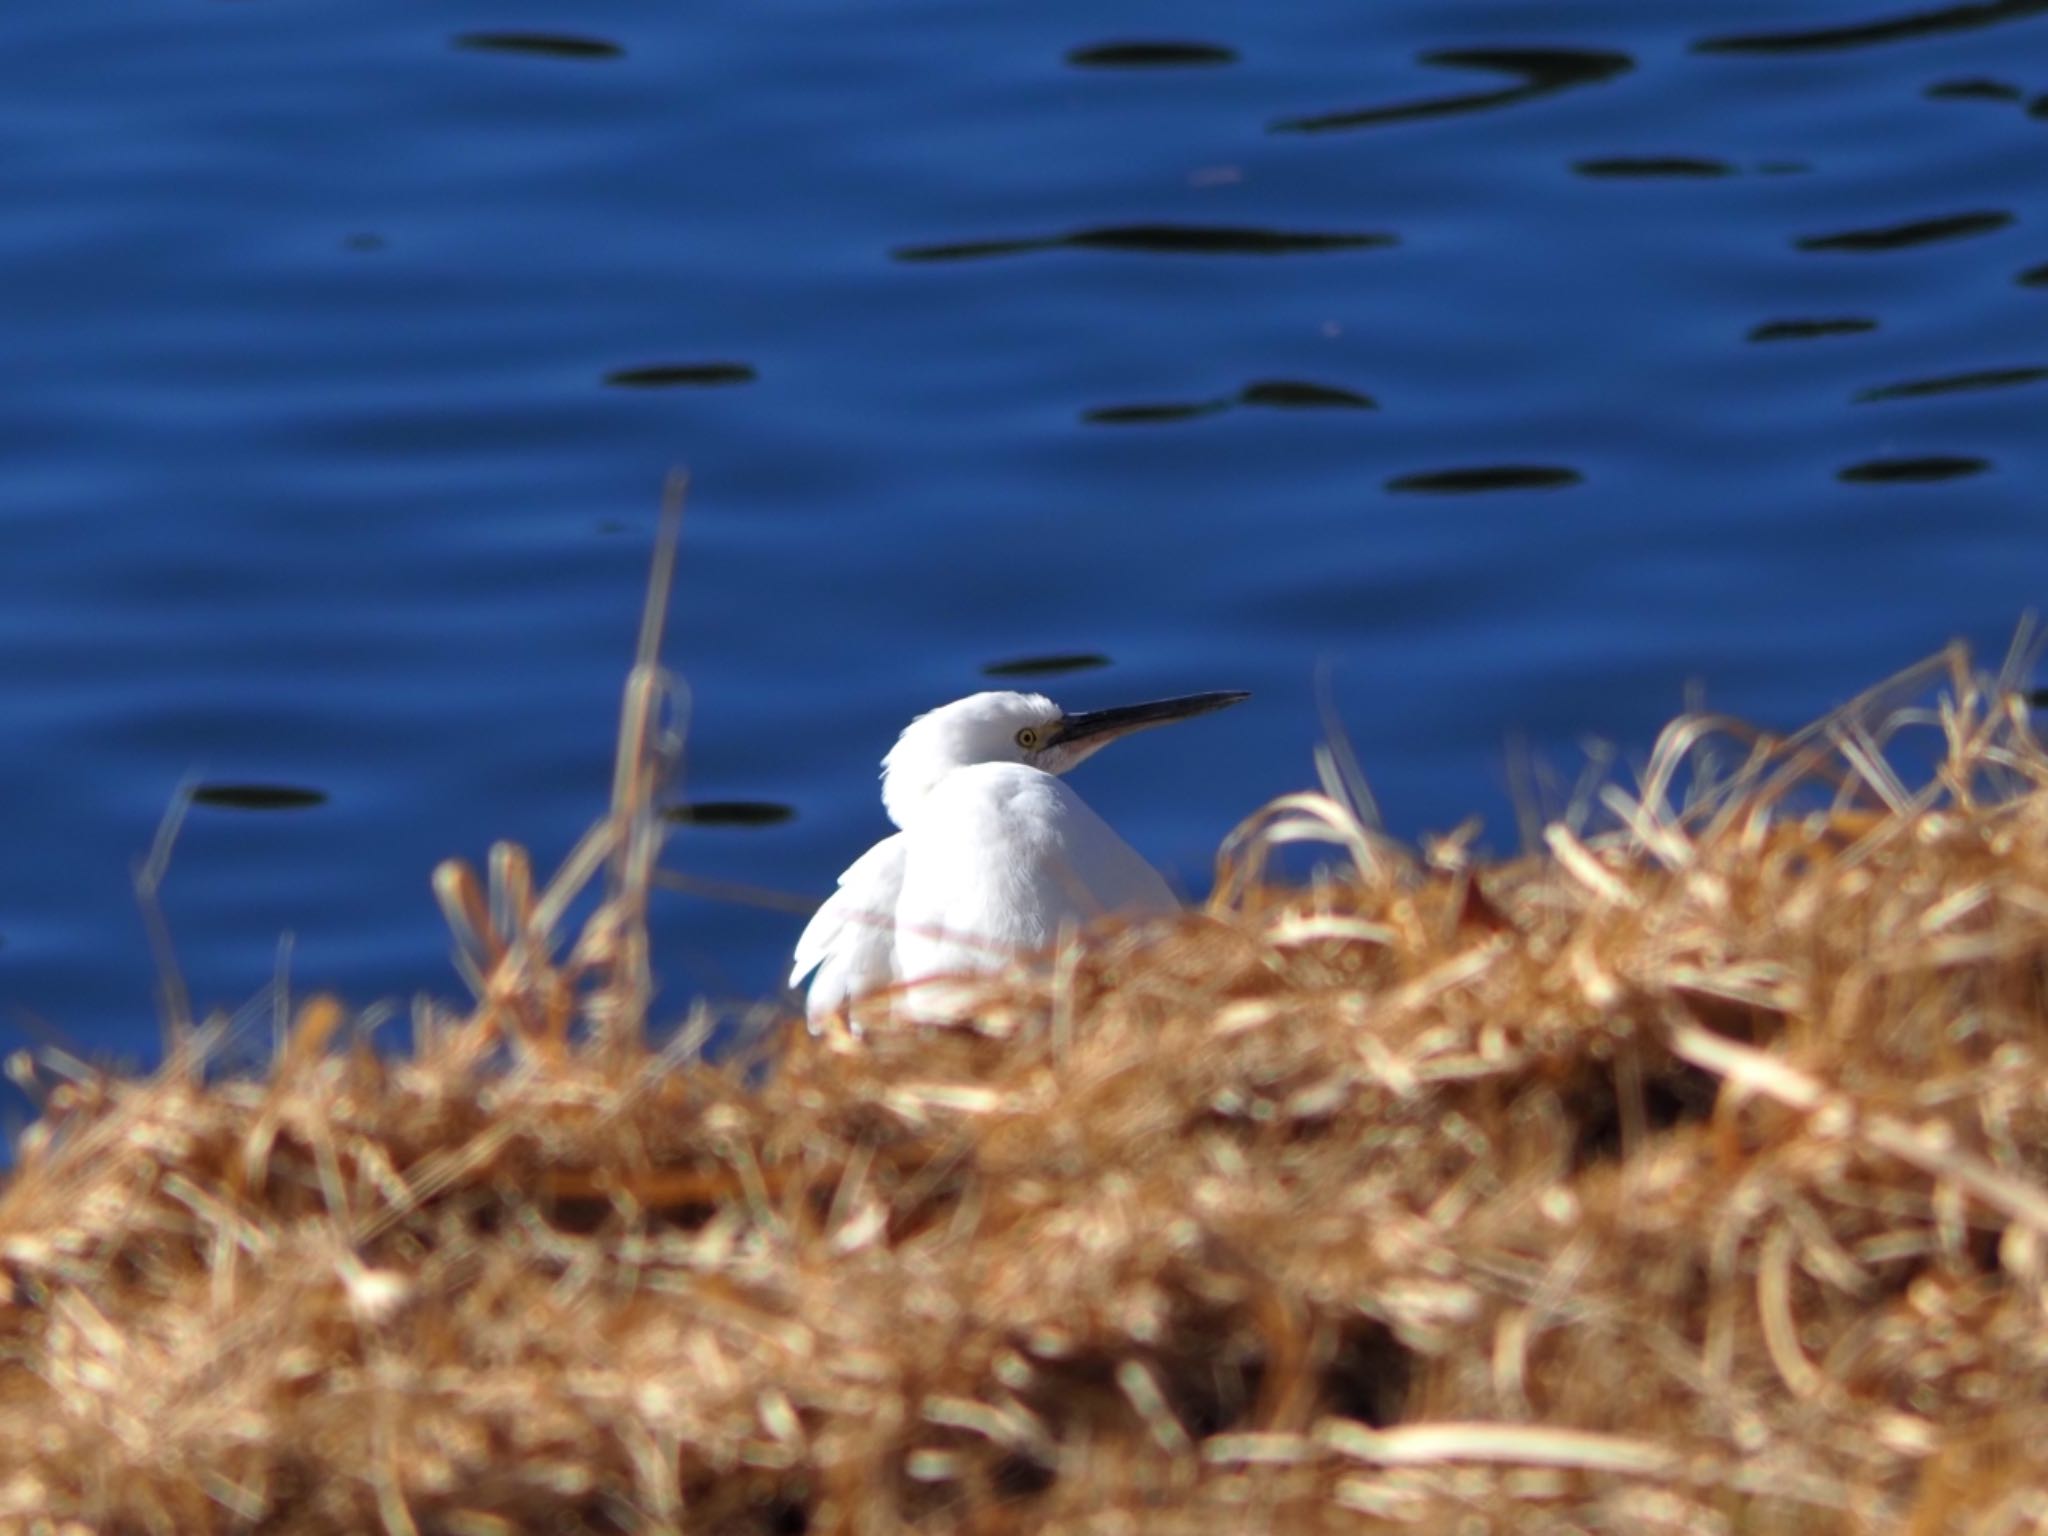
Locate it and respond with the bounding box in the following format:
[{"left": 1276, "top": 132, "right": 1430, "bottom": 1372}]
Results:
[{"left": 1016, "top": 727, "right": 1040, "bottom": 750}]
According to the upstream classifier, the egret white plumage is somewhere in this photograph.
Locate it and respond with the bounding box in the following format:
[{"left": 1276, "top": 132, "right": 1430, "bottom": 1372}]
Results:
[{"left": 791, "top": 688, "right": 1248, "bottom": 1027}]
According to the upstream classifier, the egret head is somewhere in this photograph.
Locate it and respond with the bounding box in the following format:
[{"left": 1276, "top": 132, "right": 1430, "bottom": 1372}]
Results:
[{"left": 879, "top": 688, "right": 1248, "bottom": 827}]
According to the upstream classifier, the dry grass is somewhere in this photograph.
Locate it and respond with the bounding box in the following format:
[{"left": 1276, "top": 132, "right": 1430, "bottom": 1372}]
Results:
[{"left": 7, "top": 511, "right": 2048, "bottom": 1532}]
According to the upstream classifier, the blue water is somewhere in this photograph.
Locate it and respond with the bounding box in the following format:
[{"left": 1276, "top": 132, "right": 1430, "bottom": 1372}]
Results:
[{"left": 3, "top": 0, "right": 2046, "bottom": 1070}]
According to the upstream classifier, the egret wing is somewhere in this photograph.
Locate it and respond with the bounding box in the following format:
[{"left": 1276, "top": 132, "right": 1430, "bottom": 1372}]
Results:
[
  {"left": 894, "top": 766, "right": 1177, "bottom": 1018},
  {"left": 791, "top": 832, "right": 907, "bottom": 1023},
  {"left": 1052, "top": 785, "right": 1180, "bottom": 916}
]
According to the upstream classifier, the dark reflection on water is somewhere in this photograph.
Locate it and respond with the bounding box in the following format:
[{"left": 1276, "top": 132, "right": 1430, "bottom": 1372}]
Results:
[
  {"left": 342, "top": 233, "right": 386, "bottom": 254},
  {"left": 2032, "top": 94, "right": 2048, "bottom": 117},
  {"left": 1387, "top": 466, "right": 1583, "bottom": 494},
  {"left": 1797, "top": 211, "right": 2013, "bottom": 252},
  {"left": 1926, "top": 77, "right": 2026, "bottom": 100},
  {"left": 1838, "top": 455, "right": 1991, "bottom": 483},
  {"left": 1749, "top": 317, "right": 1879, "bottom": 342},
  {"left": 1272, "top": 48, "right": 1632, "bottom": 135},
  {"left": 1574, "top": 156, "right": 1734, "bottom": 179},
  {"left": 603, "top": 363, "right": 757, "bottom": 389},
  {"left": 982, "top": 653, "right": 1112, "bottom": 678},
  {"left": 1239, "top": 380, "right": 1375, "bottom": 410},
  {"left": 1695, "top": 0, "right": 2048, "bottom": 55},
  {"left": 1856, "top": 365, "right": 2048, "bottom": 402},
  {"left": 894, "top": 224, "right": 1395, "bottom": 262},
  {"left": 1084, "top": 400, "right": 1229, "bottom": 425},
  {"left": 1086, "top": 378, "right": 1375, "bottom": 424},
  {"left": 663, "top": 802, "right": 796, "bottom": 828},
  {"left": 1065, "top": 41, "right": 1237, "bottom": 68},
  {"left": 2022, "top": 262, "right": 2048, "bottom": 286},
  {"left": 452, "top": 32, "right": 624, "bottom": 61},
  {"left": 191, "top": 784, "right": 329, "bottom": 812}
]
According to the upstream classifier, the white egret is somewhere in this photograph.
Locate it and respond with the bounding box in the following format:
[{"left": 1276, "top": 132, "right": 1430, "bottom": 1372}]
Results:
[{"left": 791, "top": 688, "right": 1248, "bottom": 1027}]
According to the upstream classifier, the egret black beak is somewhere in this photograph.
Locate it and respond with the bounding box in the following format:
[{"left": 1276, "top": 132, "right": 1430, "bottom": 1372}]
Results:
[{"left": 1048, "top": 690, "right": 1250, "bottom": 750}]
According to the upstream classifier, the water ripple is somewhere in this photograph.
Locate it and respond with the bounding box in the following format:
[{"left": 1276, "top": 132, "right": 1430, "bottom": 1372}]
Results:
[
  {"left": 1925, "top": 77, "right": 2026, "bottom": 100},
  {"left": 894, "top": 224, "right": 1395, "bottom": 262},
  {"left": 1838, "top": 454, "right": 1990, "bottom": 482},
  {"left": 603, "top": 363, "right": 758, "bottom": 389},
  {"left": 1239, "top": 380, "right": 1376, "bottom": 410},
  {"left": 1796, "top": 210, "right": 2013, "bottom": 252},
  {"left": 191, "top": 784, "right": 329, "bottom": 812},
  {"left": 1695, "top": 0, "right": 2048, "bottom": 55},
  {"left": 1084, "top": 379, "right": 1376, "bottom": 424},
  {"left": 1065, "top": 41, "right": 1237, "bottom": 69},
  {"left": 452, "top": 32, "right": 624, "bottom": 61},
  {"left": 1084, "top": 400, "right": 1228, "bottom": 425},
  {"left": 1855, "top": 364, "right": 2048, "bottom": 401},
  {"left": 1749, "top": 317, "right": 1879, "bottom": 342},
  {"left": 1387, "top": 465, "right": 1583, "bottom": 494},
  {"left": 663, "top": 801, "right": 796, "bottom": 828},
  {"left": 1271, "top": 47, "right": 1632, "bottom": 134},
  {"left": 982, "top": 653, "right": 1112, "bottom": 678},
  {"left": 1574, "top": 156, "right": 1734, "bottom": 179}
]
